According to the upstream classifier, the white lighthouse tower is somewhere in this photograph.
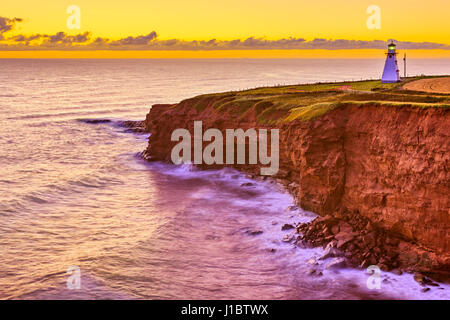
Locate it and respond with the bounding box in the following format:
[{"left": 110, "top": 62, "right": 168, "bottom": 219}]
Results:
[{"left": 381, "top": 42, "right": 401, "bottom": 83}]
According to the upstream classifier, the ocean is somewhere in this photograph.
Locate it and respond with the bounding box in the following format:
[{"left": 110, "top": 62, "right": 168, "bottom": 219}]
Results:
[{"left": 0, "top": 58, "right": 449, "bottom": 299}]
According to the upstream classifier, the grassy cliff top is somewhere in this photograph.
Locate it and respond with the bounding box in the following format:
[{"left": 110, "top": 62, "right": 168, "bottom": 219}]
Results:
[{"left": 186, "top": 76, "right": 450, "bottom": 123}]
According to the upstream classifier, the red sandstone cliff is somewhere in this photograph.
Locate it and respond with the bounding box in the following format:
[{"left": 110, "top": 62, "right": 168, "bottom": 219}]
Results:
[{"left": 144, "top": 95, "right": 450, "bottom": 276}]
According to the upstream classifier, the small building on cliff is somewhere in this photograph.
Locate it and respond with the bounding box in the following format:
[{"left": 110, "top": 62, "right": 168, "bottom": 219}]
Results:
[{"left": 381, "top": 42, "right": 401, "bottom": 83}]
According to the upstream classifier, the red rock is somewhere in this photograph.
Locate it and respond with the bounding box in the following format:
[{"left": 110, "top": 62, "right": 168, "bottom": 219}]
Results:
[
  {"left": 326, "top": 258, "right": 347, "bottom": 269},
  {"left": 391, "top": 269, "right": 403, "bottom": 275},
  {"left": 247, "top": 229, "right": 263, "bottom": 236},
  {"left": 414, "top": 273, "right": 439, "bottom": 286},
  {"left": 281, "top": 224, "right": 295, "bottom": 231},
  {"left": 316, "top": 215, "right": 337, "bottom": 227},
  {"left": 368, "top": 255, "right": 378, "bottom": 266},
  {"left": 338, "top": 221, "right": 353, "bottom": 234},
  {"left": 335, "top": 231, "right": 358, "bottom": 249},
  {"left": 325, "top": 240, "right": 338, "bottom": 250},
  {"left": 282, "top": 234, "right": 295, "bottom": 243},
  {"left": 360, "top": 259, "right": 369, "bottom": 268},
  {"left": 362, "top": 232, "right": 377, "bottom": 249},
  {"left": 144, "top": 91, "right": 450, "bottom": 277},
  {"left": 331, "top": 224, "right": 340, "bottom": 235},
  {"left": 414, "top": 273, "right": 426, "bottom": 285},
  {"left": 319, "top": 247, "right": 342, "bottom": 260}
]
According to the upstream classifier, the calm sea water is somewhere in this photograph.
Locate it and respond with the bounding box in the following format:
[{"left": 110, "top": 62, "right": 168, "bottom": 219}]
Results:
[{"left": 0, "top": 59, "right": 449, "bottom": 300}]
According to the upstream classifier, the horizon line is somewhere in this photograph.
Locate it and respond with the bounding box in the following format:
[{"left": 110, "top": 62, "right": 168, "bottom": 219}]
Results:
[{"left": 1, "top": 49, "right": 450, "bottom": 59}]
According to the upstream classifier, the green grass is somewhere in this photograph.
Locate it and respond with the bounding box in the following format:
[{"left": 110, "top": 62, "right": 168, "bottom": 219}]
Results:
[
  {"left": 284, "top": 102, "right": 339, "bottom": 122},
  {"left": 283, "top": 100, "right": 450, "bottom": 123},
  {"left": 235, "top": 79, "right": 403, "bottom": 95},
  {"left": 342, "top": 100, "right": 450, "bottom": 109},
  {"left": 182, "top": 76, "right": 450, "bottom": 123}
]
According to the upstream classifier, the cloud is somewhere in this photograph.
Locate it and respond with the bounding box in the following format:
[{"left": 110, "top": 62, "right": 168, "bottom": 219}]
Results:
[
  {"left": 48, "top": 31, "right": 91, "bottom": 43},
  {"left": 0, "top": 16, "right": 449, "bottom": 51},
  {"left": 111, "top": 32, "right": 157, "bottom": 45},
  {"left": 0, "top": 17, "right": 22, "bottom": 39}
]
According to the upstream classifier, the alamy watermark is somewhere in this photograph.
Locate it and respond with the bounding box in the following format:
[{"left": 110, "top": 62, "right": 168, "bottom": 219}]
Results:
[
  {"left": 366, "top": 265, "right": 381, "bottom": 290},
  {"left": 67, "top": 5, "right": 81, "bottom": 30},
  {"left": 366, "top": 5, "right": 381, "bottom": 30},
  {"left": 170, "top": 121, "right": 279, "bottom": 176}
]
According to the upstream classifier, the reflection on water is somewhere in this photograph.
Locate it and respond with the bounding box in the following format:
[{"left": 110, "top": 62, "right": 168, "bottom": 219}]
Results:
[{"left": 0, "top": 59, "right": 449, "bottom": 300}]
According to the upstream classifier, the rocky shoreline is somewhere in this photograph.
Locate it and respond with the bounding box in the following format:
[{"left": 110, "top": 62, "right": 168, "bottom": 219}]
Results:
[
  {"left": 141, "top": 79, "right": 450, "bottom": 284},
  {"left": 120, "top": 120, "right": 147, "bottom": 133},
  {"left": 293, "top": 211, "right": 445, "bottom": 285},
  {"left": 244, "top": 173, "right": 447, "bottom": 286}
]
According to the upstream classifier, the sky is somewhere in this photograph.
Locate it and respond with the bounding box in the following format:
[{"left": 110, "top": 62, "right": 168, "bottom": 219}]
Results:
[{"left": 1, "top": 0, "right": 450, "bottom": 58}]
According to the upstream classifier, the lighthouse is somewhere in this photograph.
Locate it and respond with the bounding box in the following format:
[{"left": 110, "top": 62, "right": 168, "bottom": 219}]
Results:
[{"left": 381, "top": 42, "right": 401, "bottom": 83}]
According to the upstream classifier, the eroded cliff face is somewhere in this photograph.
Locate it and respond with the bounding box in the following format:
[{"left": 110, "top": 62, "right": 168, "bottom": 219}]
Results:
[{"left": 144, "top": 96, "right": 449, "bottom": 274}]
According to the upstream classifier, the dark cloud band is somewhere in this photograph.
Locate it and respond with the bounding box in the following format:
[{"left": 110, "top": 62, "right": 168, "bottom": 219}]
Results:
[{"left": 0, "top": 16, "right": 449, "bottom": 51}]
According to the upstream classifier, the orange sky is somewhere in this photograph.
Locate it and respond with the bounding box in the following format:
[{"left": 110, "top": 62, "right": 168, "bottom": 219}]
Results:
[{"left": 1, "top": 0, "right": 450, "bottom": 58}]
